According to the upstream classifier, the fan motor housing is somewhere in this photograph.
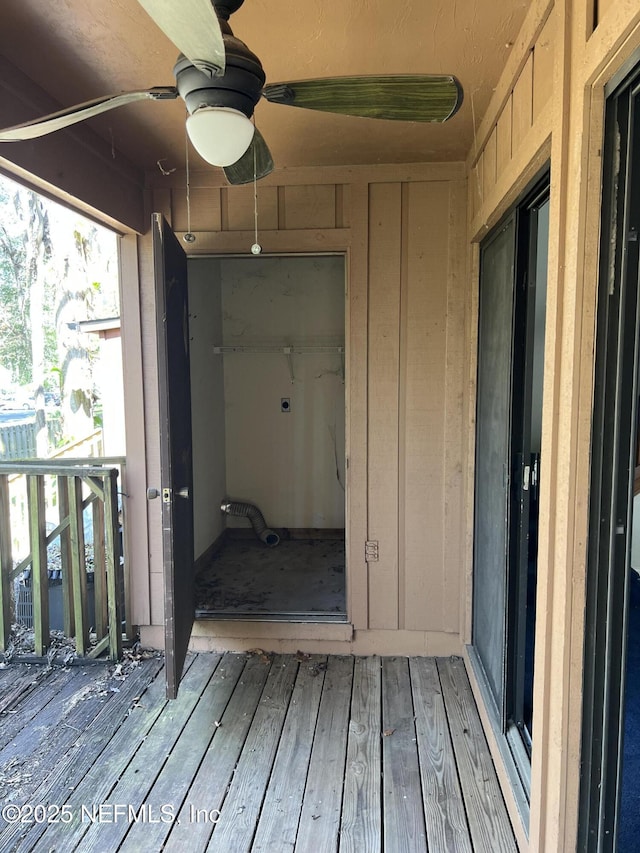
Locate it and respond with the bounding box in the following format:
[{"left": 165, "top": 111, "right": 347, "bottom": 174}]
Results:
[{"left": 174, "top": 36, "right": 265, "bottom": 118}]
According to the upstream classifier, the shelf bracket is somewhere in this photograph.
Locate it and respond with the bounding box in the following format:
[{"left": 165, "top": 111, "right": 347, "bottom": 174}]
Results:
[{"left": 283, "top": 347, "right": 294, "bottom": 384}]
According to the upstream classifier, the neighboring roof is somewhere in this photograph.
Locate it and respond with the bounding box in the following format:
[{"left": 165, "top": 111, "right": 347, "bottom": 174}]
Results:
[{"left": 78, "top": 317, "right": 121, "bottom": 334}]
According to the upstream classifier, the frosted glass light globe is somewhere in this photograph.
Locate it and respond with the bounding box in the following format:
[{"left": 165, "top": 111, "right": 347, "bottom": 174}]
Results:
[{"left": 186, "top": 107, "right": 255, "bottom": 167}]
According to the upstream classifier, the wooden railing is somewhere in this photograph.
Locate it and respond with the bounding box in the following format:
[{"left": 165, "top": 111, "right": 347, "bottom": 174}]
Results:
[{"left": 0, "top": 459, "right": 126, "bottom": 661}]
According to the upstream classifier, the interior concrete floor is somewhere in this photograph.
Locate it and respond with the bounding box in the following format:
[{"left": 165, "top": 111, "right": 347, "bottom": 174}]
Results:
[{"left": 195, "top": 534, "right": 346, "bottom": 620}]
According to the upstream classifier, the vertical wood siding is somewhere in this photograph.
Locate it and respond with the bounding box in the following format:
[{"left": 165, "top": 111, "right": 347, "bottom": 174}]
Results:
[
  {"left": 147, "top": 166, "right": 466, "bottom": 637},
  {"left": 367, "top": 183, "right": 402, "bottom": 629},
  {"left": 468, "top": 2, "right": 556, "bottom": 231}
]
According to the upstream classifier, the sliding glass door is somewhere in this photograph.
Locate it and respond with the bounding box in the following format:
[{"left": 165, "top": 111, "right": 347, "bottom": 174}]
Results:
[
  {"left": 579, "top": 64, "right": 640, "bottom": 852},
  {"left": 473, "top": 216, "right": 517, "bottom": 720},
  {"left": 472, "top": 177, "right": 550, "bottom": 795}
]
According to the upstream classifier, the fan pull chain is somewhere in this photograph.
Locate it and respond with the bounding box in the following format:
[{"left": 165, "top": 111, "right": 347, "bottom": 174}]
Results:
[
  {"left": 251, "top": 132, "right": 262, "bottom": 255},
  {"left": 183, "top": 125, "right": 196, "bottom": 243}
]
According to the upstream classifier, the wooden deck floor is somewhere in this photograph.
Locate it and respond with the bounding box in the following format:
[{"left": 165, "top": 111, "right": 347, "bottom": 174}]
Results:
[{"left": 0, "top": 651, "right": 517, "bottom": 852}]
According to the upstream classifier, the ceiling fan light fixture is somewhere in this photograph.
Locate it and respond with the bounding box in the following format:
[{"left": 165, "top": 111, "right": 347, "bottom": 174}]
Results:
[{"left": 186, "top": 106, "right": 255, "bottom": 166}]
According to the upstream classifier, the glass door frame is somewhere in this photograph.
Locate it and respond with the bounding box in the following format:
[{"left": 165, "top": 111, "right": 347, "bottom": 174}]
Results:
[
  {"left": 470, "top": 170, "right": 550, "bottom": 815},
  {"left": 578, "top": 65, "right": 640, "bottom": 852}
]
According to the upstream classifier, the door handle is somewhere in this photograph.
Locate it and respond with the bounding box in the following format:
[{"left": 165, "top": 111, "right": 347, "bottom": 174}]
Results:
[{"left": 147, "top": 487, "right": 189, "bottom": 501}]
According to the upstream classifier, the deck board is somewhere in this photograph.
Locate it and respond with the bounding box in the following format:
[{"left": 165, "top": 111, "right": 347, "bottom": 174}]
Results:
[
  {"left": 206, "top": 654, "right": 300, "bottom": 853},
  {"left": 410, "top": 656, "right": 473, "bottom": 852},
  {"left": 251, "top": 655, "right": 327, "bottom": 852},
  {"left": 381, "top": 656, "right": 428, "bottom": 852},
  {"left": 32, "top": 654, "right": 182, "bottom": 853},
  {"left": 0, "top": 664, "right": 78, "bottom": 750},
  {"left": 163, "top": 653, "right": 273, "bottom": 852},
  {"left": 0, "top": 666, "right": 87, "bottom": 773},
  {"left": 339, "top": 655, "right": 382, "bottom": 853},
  {"left": 120, "top": 653, "right": 246, "bottom": 852},
  {"left": 6, "top": 655, "right": 165, "bottom": 853},
  {"left": 438, "top": 656, "right": 518, "bottom": 852},
  {"left": 295, "top": 655, "right": 353, "bottom": 853},
  {"left": 78, "top": 653, "right": 218, "bottom": 852},
  {"left": 0, "top": 652, "right": 518, "bottom": 852}
]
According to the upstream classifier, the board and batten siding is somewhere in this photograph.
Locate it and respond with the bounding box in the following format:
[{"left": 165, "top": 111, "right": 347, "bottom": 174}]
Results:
[
  {"left": 468, "top": 0, "right": 556, "bottom": 239},
  {"left": 139, "top": 164, "right": 467, "bottom": 654}
]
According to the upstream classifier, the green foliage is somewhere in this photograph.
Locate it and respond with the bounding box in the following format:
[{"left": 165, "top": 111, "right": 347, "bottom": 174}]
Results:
[
  {"left": 93, "top": 404, "right": 104, "bottom": 430},
  {"left": 0, "top": 173, "right": 119, "bottom": 454},
  {"left": 0, "top": 184, "right": 31, "bottom": 384}
]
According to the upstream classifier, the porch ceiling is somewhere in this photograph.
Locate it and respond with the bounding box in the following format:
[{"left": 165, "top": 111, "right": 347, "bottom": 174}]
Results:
[{"left": 0, "top": 0, "right": 529, "bottom": 176}]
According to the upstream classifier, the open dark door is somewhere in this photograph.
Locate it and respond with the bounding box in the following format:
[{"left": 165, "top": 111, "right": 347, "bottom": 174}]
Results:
[{"left": 152, "top": 213, "right": 194, "bottom": 699}]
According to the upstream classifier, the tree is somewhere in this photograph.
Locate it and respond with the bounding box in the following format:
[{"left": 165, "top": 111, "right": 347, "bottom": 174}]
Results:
[
  {"left": 0, "top": 184, "right": 31, "bottom": 385},
  {"left": 0, "top": 173, "right": 118, "bottom": 456},
  {"left": 21, "top": 191, "right": 51, "bottom": 455},
  {"left": 50, "top": 217, "right": 98, "bottom": 443}
]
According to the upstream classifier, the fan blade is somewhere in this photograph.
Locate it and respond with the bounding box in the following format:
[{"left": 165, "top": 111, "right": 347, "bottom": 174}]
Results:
[
  {"left": 263, "top": 75, "right": 463, "bottom": 122},
  {"left": 137, "top": 0, "right": 225, "bottom": 77},
  {"left": 0, "top": 88, "right": 178, "bottom": 142},
  {"left": 223, "top": 128, "right": 274, "bottom": 185}
]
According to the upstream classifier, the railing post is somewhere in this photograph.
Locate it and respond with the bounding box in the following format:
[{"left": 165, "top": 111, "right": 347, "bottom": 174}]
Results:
[
  {"left": 103, "top": 469, "right": 122, "bottom": 660},
  {"left": 119, "top": 468, "right": 133, "bottom": 644},
  {"left": 57, "top": 476, "right": 74, "bottom": 637},
  {"left": 69, "top": 476, "right": 89, "bottom": 655},
  {"left": 0, "top": 474, "right": 13, "bottom": 651},
  {"left": 92, "top": 494, "right": 107, "bottom": 640},
  {"left": 27, "top": 474, "right": 49, "bottom": 656}
]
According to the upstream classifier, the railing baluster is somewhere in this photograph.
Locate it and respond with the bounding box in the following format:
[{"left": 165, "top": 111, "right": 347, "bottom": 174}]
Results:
[
  {"left": 57, "top": 476, "right": 74, "bottom": 637},
  {"left": 103, "top": 470, "right": 122, "bottom": 660},
  {"left": 119, "top": 478, "right": 134, "bottom": 644},
  {"left": 0, "top": 474, "right": 13, "bottom": 651},
  {"left": 27, "top": 475, "right": 49, "bottom": 656},
  {"left": 92, "top": 495, "right": 107, "bottom": 640},
  {"left": 69, "top": 476, "right": 89, "bottom": 655}
]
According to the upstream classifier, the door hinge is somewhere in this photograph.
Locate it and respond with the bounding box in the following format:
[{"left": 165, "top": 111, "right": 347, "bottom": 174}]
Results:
[{"left": 365, "top": 540, "right": 379, "bottom": 562}]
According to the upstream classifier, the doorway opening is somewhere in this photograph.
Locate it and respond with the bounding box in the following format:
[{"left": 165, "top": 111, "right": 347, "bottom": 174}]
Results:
[{"left": 188, "top": 254, "right": 347, "bottom": 622}]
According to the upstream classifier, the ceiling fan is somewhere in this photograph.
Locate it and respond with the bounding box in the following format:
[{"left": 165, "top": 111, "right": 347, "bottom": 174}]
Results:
[{"left": 0, "top": 0, "right": 463, "bottom": 185}]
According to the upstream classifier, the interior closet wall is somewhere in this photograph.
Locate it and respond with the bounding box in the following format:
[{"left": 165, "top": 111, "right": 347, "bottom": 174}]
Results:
[{"left": 219, "top": 256, "right": 345, "bottom": 530}]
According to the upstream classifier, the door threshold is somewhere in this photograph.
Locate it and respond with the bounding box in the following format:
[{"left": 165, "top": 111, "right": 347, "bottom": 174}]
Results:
[{"left": 195, "top": 609, "right": 349, "bottom": 623}]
